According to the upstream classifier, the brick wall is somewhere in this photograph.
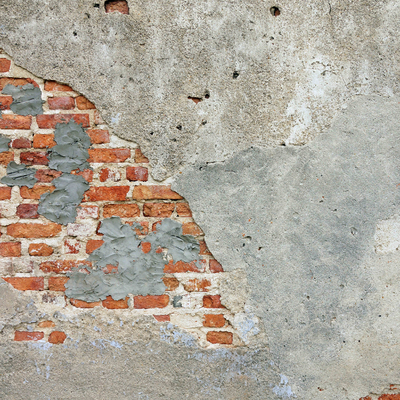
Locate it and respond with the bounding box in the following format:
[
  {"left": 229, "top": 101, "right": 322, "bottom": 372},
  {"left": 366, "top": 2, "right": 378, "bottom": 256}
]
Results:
[{"left": 0, "top": 51, "right": 238, "bottom": 347}]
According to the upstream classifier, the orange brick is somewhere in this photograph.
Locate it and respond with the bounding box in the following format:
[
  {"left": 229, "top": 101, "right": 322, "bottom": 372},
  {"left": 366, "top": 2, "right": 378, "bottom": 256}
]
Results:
[
  {"left": 143, "top": 203, "right": 175, "bottom": 217},
  {"left": 3, "top": 277, "right": 44, "bottom": 290},
  {"left": 88, "top": 148, "right": 130, "bottom": 163},
  {"left": 102, "top": 295, "right": 129, "bottom": 309},
  {"left": 126, "top": 166, "right": 148, "bottom": 181},
  {"left": 103, "top": 203, "right": 140, "bottom": 218},
  {"left": 134, "top": 295, "right": 169, "bottom": 309},
  {"left": 70, "top": 298, "right": 101, "bottom": 308},
  {"left": 48, "top": 97, "right": 75, "bottom": 110},
  {"left": 153, "top": 315, "right": 170, "bottom": 322},
  {"left": 0, "top": 187, "right": 12, "bottom": 200},
  {"left": 86, "top": 129, "right": 109, "bottom": 144},
  {"left": 64, "top": 239, "right": 80, "bottom": 254},
  {"left": 209, "top": 259, "right": 223, "bottom": 273},
  {"left": 99, "top": 168, "right": 120, "bottom": 182},
  {"left": 134, "top": 148, "right": 149, "bottom": 163},
  {"left": 16, "top": 203, "right": 40, "bottom": 219},
  {"left": 44, "top": 81, "right": 72, "bottom": 91},
  {"left": 0, "top": 58, "right": 11, "bottom": 72},
  {"left": 20, "top": 185, "right": 55, "bottom": 199},
  {"left": 164, "top": 260, "right": 202, "bottom": 273},
  {"left": 206, "top": 331, "right": 233, "bottom": 344},
  {"left": 7, "top": 223, "right": 62, "bottom": 238},
  {"left": 48, "top": 276, "right": 69, "bottom": 291},
  {"left": 36, "top": 114, "right": 89, "bottom": 129},
  {"left": 86, "top": 239, "right": 104, "bottom": 254},
  {"left": 105, "top": 0, "right": 129, "bottom": 14},
  {"left": 203, "top": 314, "right": 225, "bottom": 328},
  {"left": 48, "top": 331, "right": 67, "bottom": 344},
  {"left": 35, "top": 169, "right": 62, "bottom": 182},
  {"left": 0, "top": 242, "right": 21, "bottom": 257},
  {"left": 0, "top": 115, "right": 31, "bottom": 129},
  {"left": 33, "top": 134, "right": 56, "bottom": 148},
  {"left": 0, "top": 78, "right": 38, "bottom": 90},
  {"left": 28, "top": 243, "right": 53, "bottom": 256},
  {"left": 11, "top": 138, "right": 31, "bottom": 149},
  {"left": 378, "top": 396, "right": 400, "bottom": 400},
  {"left": 141, "top": 242, "right": 151, "bottom": 253},
  {"left": 83, "top": 186, "right": 129, "bottom": 202},
  {"left": 183, "top": 279, "right": 211, "bottom": 292},
  {"left": 76, "top": 95, "right": 95, "bottom": 110},
  {"left": 182, "top": 222, "right": 203, "bottom": 236},
  {"left": 0, "top": 151, "right": 14, "bottom": 165},
  {"left": 203, "top": 295, "right": 225, "bottom": 308},
  {"left": 14, "top": 331, "right": 44, "bottom": 341},
  {"left": 132, "top": 185, "right": 183, "bottom": 200},
  {"left": 40, "top": 260, "right": 91, "bottom": 273},
  {"left": 176, "top": 203, "right": 192, "bottom": 217},
  {"left": 20, "top": 151, "right": 48, "bottom": 165},
  {"left": 0, "top": 95, "right": 13, "bottom": 110},
  {"left": 72, "top": 168, "right": 93, "bottom": 182},
  {"left": 129, "top": 221, "right": 149, "bottom": 235},
  {"left": 38, "top": 320, "right": 56, "bottom": 328},
  {"left": 163, "top": 276, "right": 179, "bottom": 291}
]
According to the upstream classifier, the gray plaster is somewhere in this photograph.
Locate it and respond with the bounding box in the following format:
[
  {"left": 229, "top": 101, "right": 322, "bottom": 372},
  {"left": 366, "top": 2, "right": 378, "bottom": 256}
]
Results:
[
  {"left": 38, "top": 173, "right": 89, "bottom": 224},
  {"left": 2, "top": 83, "right": 44, "bottom": 116},
  {"left": 0, "top": 134, "right": 10, "bottom": 153},
  {"left": 1, "top": 161, "right": 37, "bottom": 188}
]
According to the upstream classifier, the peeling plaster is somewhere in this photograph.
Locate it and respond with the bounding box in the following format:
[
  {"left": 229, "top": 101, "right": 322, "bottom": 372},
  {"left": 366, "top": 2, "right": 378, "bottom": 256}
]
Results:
[{"left": 2, "top": 83, "right": 44, "bottom": 116}]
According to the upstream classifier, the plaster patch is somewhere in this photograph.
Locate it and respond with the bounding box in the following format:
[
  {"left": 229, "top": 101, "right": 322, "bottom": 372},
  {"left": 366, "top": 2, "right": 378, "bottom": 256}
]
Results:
[
  {"left": 374, "top": 215, "right": 400, "bottom": 254},
  {"left": 2, "top": 83, "right": 44, "bottom": 115},
  {"left": 273, "top": 375, "right": 296, "bottom": 399},
  {"left": 1, "top": 161, "right": 37, "bottom": 188},
  {"left": 232, "top": 310, "right": 261, "bottom": 345},
  {"left": 0, "top": 134, "right": 10, "bottom": 152}
]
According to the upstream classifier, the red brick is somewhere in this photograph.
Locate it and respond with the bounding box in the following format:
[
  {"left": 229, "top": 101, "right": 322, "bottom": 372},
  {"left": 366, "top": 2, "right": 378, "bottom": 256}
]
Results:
[
  {"left": 86, "top": 129, "right": 109, "bottom": 144},
  {"left": 0, "top": 58, "right": 11, "bottom": 72},
  {"left": 126, "top": 166, "right": 148, "bottom": 181},
  {"left": 203, "top": 295, "right": 225, "bottom": 308},
  {"left": 0, "top": 78, "right": 38, "bottom": 90},
  {"left": 48, "top": 97, "right": 75, "bottom": 110},
  {"left": 103, "top": 203, "right": 140, "bottom": 219},
  {"left": 134, "top": 295, "right": 169, "bottom": 309},
  {"left": 48, "top": 276, "right": 69, "bottom": 291},
  {"left": 0, "top": 242, "right": 21, "bottom": 257},
  {"left": 102, "top": 295, "right": 129, "bottom": 309},
  {"left": 183, "top": 279, "right": 211, "bottom": 292},
  {"left": 20, "top": 185, "right": 55, "bottom": 199},
  {"left": 141, "top": 242, "right": 151, "bottom": 253},
  {"left": 176, "top": 203, "right": 192, "bottom": 217},
  {"left": 76, "top": 95, "right": 95, "bottom": 110},
  {"left": 7, "top": 223, "right": 62, "bottom": 238},
  {"left": 33, "top": 134, "right": 56, "bottom": 149},
  {"left": 163, "top": 276, "right": 179, "bottom": 291},
  {"left": 86, "top": 239, "right": 104, "bottom": 254},
  {"left": 135, "top": 148, "right": 149, "bottom": 163},
  {"left": 35, "top": 169, "right": 62, "bottom": 182},
  {"left": 132, "top": 185, "right": 183, "bottom": 200},
  {"left": 40, "top": 260, "right": 91, "bottom": 273},
  {"left": 164, "top": 260, "right": 202, "bottom": 273},
  {"left": 0, "top": 187, "right": 12, "bottom": 200},
  {"left": 209, "top": 259, "right": 223, "bottom": 273},
  {"left": 0, "top": 151, "right": 14, "bottom": 165},
  {"left": 143, "top": 203, "right": 174, "bottom": 217},
  {"left": 88, "top": 148, "right": 130, "bottom": 163},
  {"left": 20, "top": 151, "right": 49, "bottom": 166},
  {"left": 182, "top": 222, "right": 203, "bottom": 236},
  {"left": 28, "top": 243, "right": 53, "bottom": 256},
  {"left": 105, "top": 0, "right": 129, "bottom": 14},
  {"left": 72, "top": 168, "right": 93, "bottom": 182},
  {"left": 129, "top": 221, "right": 149, "bottom": 235},
  {"left": 204, "top": 314, "right": 226, "bottom": 328},
  {"left": 153, "top": 315, "right": 170, "bottom": 322},
  {"left": 11, "top": 137, "right": 31, "bottom": 149},
  {"left": 64, "top": 239, "right": 80, "bottom": 254},
  {"left": 14, "top": 331, "right": 44, "bottom": 341},
  {"left": 36, "top": 114, "right": 89, "bottom": 129},
  {"left": 0, "top": 95, "right": 12, "bottom": 110},
  {"left": 38, "top": 320, "right": 56, "bottom": 328},
  {"left": 3, "top": 277, "right": 44, "bottom": 290},
  {"left": 44, "top": 81, "right": 72, "bottom": 91},
  {"left": 77, "top": 205, "right": 99, "bottom": 219},
  {"left": 48, "top": 331, "right": 67, "bottom": 344},
  {"left": 99, "top": 168, "right": 120, "bottom": 182},
  {"left": 378, "top": 396, "right": 400, "bottom": 400},
  {"left": 70, "top": 298, "right": 101, "bottom": 308},
  {"left": 83, "top": 186, "right": 129, "bottom": 202},
  {"left": 0, "top": 115, "right": 31, "bottom": 129},
  {"left": 206, "top": 331, "right": 233, "bottom": 344}
]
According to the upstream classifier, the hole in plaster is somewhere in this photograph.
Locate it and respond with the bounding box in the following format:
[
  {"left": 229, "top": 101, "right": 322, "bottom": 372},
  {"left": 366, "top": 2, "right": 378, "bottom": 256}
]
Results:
[
  {"left": 176, "top": 125, "right": 182, "bottom": 130},
  {"left": 188, "top": 96, "right": 202, "bottom": 104},
  {"left": 280, "top": 142, "right": 286, "bottom": 146},
  {"left": 270, "top": 6, "right": 281, "bottom": 16},
  {"left": 204, "top": 92, "right": 210, "bottom": 99},
  {"left": 105, "top": 0, "right": 129, "bottom": 14},
  {"left": 93, "top": 3, "right": 100, "bottom": 8},
  {"left": 233, "top": 71, "right": 240, "bottom": 79},
  {"left": 149, "top": 132, "right": 154, "bottom": 136},
  {"left": 73, "top": 31, "right": 77, "bottom": 36},
  {"left": 201, "top": 120, "right": 207, "bottom": 125}
]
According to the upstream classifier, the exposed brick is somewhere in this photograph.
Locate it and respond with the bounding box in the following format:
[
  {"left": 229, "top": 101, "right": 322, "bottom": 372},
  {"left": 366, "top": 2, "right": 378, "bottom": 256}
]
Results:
[
  {"left": 3, "top": 277, "right": 44, "bottom": 290},
  {"left": 86, "top": 239, "right": 104, "bottom": 254},
  {"left": 203, "top": 295, "right": 225, "bottom": 308},
  {"left": 183, "top": 279, "right": 211, "bottom": 292},
  {"left": 129, "top": 221, "right": 149, "bottom": 235},
  {"left": 40, "top": 260, "right": 91, "bottom": 273},
  {"left": 48, "top": 276, "right": 69, "bottom": 291},
  {"left": 105, "top": 0, "right": 129, "bottom": 14},
  {"left": 72, "top": 168, "right": 93, "bottom": 182},
  {"left": 29, "top": 243, "right": 53, "bottom": 256},
  {"left": 209, "top": 259, "right": 224, "bottom": 273},
  {"left": 134, "top": 295, "right": 169, "bottom": 309},
  {"left": 164, "top": 260, "right": 202, "bottom": 273},
  {"left": 206, "top": 331, "right": 233, "bottom": 345},
  {"left": 163, "top": 276, "right": 179, "bottom": 291},
  {"left": 67, "top": 223, "right": 95, "bottom": 237},
  {"left": 14, "top": 331, "right": 44, "bottom": 341},
  {"left": 11, "top": 137, "right": 31, "bottom": 149},
  {"left": 0, "top": 78, "right": 38, "bottom": 90},
  {"left": 35, "top": 169, "right": 62, "bottom": 182},
  {"left": 33, "top": 134, "right": 56, "bottom": 148},
  {"left": 176, "top": 203, "right": 192, "bottom": 217},
  {"left": 182, "top": 222, "right": 203, "bottom": 236},
  {"left": 0, "top": 151, "right": 14, "bottom": 165},
  {"left": 99, "top": 168, "right": 120, "bottom": 182},
  {"left": 77, "top": 205, "right": 99, "bottom": 219},
  {"left": 102, "top": 295, "right": 129, "bottom": 309},
  {"left": 76, "top": 95, "right": 95, "bottom": 110},
  {"left": 204, "top": 314, "right": 225, "bottom": 328},
  {"left": 44, "top": 81, "right": 73, "bottom": 91},
  {"left": 126, "top": 166, "right": 148, "bottom": 181},
  {"left": 48, "top": 96, "right": 75, "bottom": 110},
  {"left": 64, "top": 239, "right": 80, "bottom": 254},
  {"left": 70, "top": 298, "right": 101, "bottom": 308},
  {"left": 0, "top": 187, "right": 12, "bottom": 200},
  {"left": 20, "top": 151, "right": 49, "bottom": 166},
  {"left": 103, "top": 203, "right": 140, "bottom": 219},
  {"left": 144, "top": 203, "right": 175, "bottom": 218},
  {"left": 141, "top": 242, "right": 151, "bottom": 254},
  {"left": 135, "top": 148, "right": 149, "bottom": 163},
  {"left": 0, "top": 115, "right": 31, "bottom": 129},
  {"left": 88, "top": 148, "right": 130, "bottom": 163},
  {"left": 83, "top": 186, "right": 129, "bottom": 202},
  {"left": 132, "top": 185, "right": 183, "bottom": 200},
  {"left": 36, "top": 114, "right": 89, "bottom": 129},
  {"left": 48, "top": 331, "right": 67, "bottom": 344},
  {"left": 153, "top": 315, "right": 170, "bottom": 322},
  {"left": 86, "top": 129, "right": 110, "bottom": 144},
  {"left": 0, "top": 242, "right": 21, "bottom": 257},
  {"left": 20, "top": 185, "right": 55, "bottom": 199},
  {"left": 7, "top": 223, "right": 62, "bottom": 238},
  {"left": 0, "top": 58, "right": 11, "bottom": 72},
  {"left": 0, "top": 95, "right": 12, "bottom": 110},
  {"left": 38, "top": 320, "right": 56, "bottom": 328}
]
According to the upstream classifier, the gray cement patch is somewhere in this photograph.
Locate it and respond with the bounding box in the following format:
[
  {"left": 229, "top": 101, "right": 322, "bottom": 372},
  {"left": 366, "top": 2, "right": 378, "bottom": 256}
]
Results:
[
  {"left": 0, "top": 134, "right": 10, "bottom": 152},
  {"left": 1, "top": 161, "right": 37, "bottom": 188},
  {"left": 2, "top": 83, "right": 44, "bottom": 116}
]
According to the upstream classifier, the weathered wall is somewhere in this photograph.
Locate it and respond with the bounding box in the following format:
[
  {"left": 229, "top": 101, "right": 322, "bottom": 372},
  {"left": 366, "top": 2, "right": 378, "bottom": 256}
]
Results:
[{"left": 1, "top": 0, "right": 400, "bottom": 399}]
